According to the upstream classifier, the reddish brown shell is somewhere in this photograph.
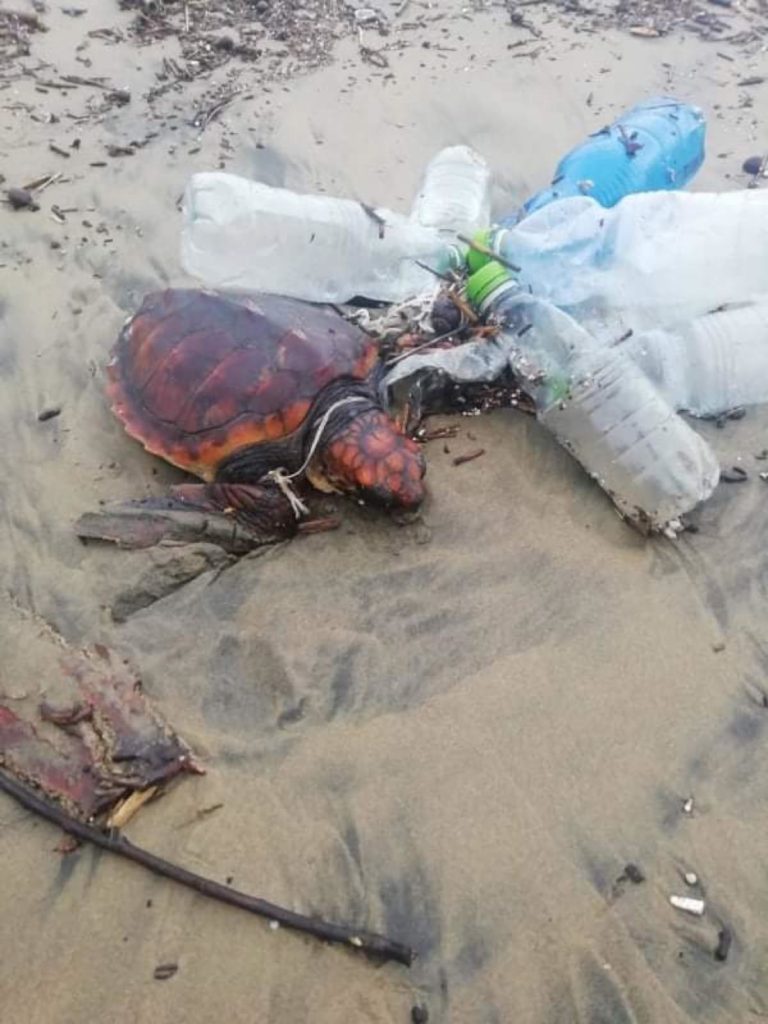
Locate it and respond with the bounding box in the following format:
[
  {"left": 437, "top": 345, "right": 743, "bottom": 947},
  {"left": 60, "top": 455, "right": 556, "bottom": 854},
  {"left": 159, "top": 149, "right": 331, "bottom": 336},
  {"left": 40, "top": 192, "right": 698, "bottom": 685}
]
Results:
[{"left": 107, "top": 289, "right": 378, "bottom": 480}]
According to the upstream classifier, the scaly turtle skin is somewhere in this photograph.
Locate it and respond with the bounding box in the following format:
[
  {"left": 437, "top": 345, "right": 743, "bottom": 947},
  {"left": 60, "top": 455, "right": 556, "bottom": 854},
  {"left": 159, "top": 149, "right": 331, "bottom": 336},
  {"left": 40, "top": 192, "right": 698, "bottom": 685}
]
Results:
[{"left": 107, "top": 289, "right": 425, "bottom": 533}]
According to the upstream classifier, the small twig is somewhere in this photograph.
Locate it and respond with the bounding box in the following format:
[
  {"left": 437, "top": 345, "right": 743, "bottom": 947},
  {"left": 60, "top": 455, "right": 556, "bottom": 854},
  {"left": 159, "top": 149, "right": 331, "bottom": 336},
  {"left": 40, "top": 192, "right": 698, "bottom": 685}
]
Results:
[
  {"left": 36, "top": 79, "right": 77, "bottom": 91},
  {"left": 418, "top": 426, "right": 460, "bottom": 442},
  {"left": 0, "top": 769, "right": 414, "bottom": 966},
  {"left": 453, "top": 448, "right": 485, "bottom": 467},
  {"left": 360, "top": 45, "right": 389, "bottom": 68},
  {"left": 193, "top": 92, "right": 236, "bottom": 131},
  {"left": 412, "top": 258, "right": 453, "bottom": 283},
  {"left": 385, "top": 326, "right": 462, "bottom": 366},
  {"left": 60, "top": 73, "right": 108, "bottom": 88},
  {"left": 173, "top": 802, "right": 224, "bottom": 830},
  {"left": 448, "top": 290, "right": 480, "bottom": 325},
  {"left": 22, "top": 171, "right": 61, "bottom": 192},
  {"left": 457, "top": 234, "right": 521, "bottom": 274},
  {"left": 297, "top": 516, "right": 342, "bottom": 535},
  {"left": 360, "top": 202, "right": 386, "bottom": 239}
]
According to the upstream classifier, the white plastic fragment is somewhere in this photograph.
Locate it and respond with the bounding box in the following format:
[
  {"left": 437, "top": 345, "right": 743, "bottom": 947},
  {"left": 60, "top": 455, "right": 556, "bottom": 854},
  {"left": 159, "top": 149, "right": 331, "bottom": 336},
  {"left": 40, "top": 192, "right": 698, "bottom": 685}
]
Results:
[
  {"left": 269, "top": 920, "right": 280, "bottom": 930},
  {"left": 682, "top": 796, "right": 694, "bottom": 815},
  {"left": 684, "top": 872, "right": 699, "bottom": 886},
  {"left": 670, "top": 895, "right": 705, "bottom": 916}
]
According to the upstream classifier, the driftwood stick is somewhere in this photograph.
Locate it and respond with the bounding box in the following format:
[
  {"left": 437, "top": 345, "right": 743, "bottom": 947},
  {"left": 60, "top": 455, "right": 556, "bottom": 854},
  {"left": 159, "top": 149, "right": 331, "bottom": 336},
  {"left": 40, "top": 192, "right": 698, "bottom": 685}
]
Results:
[{"left": 0, "top": 770, "right": 414, "bottom": 967}]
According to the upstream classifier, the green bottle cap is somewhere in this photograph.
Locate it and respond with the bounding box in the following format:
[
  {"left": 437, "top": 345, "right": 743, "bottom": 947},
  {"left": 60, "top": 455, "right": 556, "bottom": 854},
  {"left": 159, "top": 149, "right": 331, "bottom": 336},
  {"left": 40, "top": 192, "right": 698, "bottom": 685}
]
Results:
[
  {"left": 465, "top": 260, "right": 513, "bottom": 309},
  {"left": 465, "top": 229, "right": 494, "bottom": 274}
]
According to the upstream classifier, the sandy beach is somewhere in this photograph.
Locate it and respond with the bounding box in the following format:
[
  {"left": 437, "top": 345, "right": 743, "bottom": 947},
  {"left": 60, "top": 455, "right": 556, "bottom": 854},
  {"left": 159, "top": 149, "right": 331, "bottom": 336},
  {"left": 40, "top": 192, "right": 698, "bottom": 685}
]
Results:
[{"left": 3, "top": 1, "right": 768, "bottom": 1021}]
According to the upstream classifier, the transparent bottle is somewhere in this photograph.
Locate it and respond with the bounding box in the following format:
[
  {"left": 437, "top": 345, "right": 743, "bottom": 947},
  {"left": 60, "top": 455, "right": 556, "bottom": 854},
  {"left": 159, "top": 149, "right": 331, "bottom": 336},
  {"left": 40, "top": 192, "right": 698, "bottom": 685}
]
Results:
[
  {"left": 470, "top": 189, "right": 768, "bottom": 338},
  {"left": 466, "top": 263, "right": 720, "bottom": 528},
  {"left": 180, "top": 172, "right": 462, "bottom": 304},
  {"left": 626, "top": 300, "right": 768, "bottom": 418},
  {"left": 410, "top": 145, "right": 491, "bottom": 239}
]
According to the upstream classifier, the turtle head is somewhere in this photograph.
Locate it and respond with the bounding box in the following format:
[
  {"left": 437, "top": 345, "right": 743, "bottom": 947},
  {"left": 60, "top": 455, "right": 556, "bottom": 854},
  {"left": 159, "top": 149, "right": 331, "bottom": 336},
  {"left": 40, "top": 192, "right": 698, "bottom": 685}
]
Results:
[{"left": 314, "top": 408, "right": 426, "bottom": 511}]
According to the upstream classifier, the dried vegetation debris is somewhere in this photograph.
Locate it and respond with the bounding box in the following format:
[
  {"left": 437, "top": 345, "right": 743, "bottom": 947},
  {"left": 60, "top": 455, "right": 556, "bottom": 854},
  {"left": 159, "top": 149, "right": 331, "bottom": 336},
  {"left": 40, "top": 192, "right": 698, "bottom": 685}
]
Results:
[
  {"left": 0, "top": 6, "right": 47, "bottom": 66},
  {"left": 503, "top": 0, "right": 768, "bottom": 43},
  {"left": 119, "top": 0, "right": 355, "bottom": 80}
]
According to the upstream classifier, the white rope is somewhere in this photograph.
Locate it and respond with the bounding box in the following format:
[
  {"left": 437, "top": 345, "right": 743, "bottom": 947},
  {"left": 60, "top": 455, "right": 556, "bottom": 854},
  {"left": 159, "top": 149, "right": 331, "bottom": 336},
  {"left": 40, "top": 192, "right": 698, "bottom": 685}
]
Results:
[{"left": 266, "top": 395, "right": 368, "bottom": 519}]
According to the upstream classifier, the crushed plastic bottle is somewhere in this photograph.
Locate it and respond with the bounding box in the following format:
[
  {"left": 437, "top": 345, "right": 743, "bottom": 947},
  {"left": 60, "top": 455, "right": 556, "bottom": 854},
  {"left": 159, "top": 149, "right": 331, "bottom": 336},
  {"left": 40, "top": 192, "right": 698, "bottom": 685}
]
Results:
[
  {"left": 504, "top": 96, "right": 705, "bottom": 224},
  {"left": 470, "top": 189, "right": 768, "bottom": 339},
  {"left": 410, "top": 145, "right": 491, "bottom": 239},
  {"left": 180, "top": 173, "right": 453, "bottom": 304},
  {"left": 625, "top": 300, "right": 768, "bottom": 418},
  {"left": 180, "top": 147, "right": 490, "bottom": 305},
  {"left": 464, "top": 262, "right": 720, "bottom": 529}
]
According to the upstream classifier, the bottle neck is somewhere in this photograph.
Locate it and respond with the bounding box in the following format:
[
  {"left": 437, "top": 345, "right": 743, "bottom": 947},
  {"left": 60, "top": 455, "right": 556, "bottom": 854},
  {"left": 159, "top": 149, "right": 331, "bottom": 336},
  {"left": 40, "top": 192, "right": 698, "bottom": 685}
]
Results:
[{"left": 477, "top": 279, "right": 521, "bottom": 318}]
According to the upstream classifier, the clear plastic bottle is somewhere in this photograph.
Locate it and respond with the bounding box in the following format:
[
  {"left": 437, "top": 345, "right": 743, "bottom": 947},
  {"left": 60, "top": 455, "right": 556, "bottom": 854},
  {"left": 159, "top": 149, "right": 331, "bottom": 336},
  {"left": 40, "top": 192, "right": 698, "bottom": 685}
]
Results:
[
  {"left": 626, "top": 301, "right": 768, "bottom": 418},
  {"left": 503, "top": 96, "right": 705, "bottom": 224},
  {"left": 466, "top": 262, "right": 720, "bottom": 528},
  {"left": 470, "top": 189, "right": 768, "bottom": 338},
  {"left": 410, "top": 145, "right": 491, "bottom": 239},
  {"left": 180, "top": 172, "right": 461, "bottom": 304}
]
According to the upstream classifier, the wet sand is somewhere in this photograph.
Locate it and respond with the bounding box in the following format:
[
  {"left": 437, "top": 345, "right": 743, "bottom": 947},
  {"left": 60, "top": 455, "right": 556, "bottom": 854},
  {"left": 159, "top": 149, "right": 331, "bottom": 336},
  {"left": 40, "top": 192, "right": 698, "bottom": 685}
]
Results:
[{"left": 3, "top": 2, "right": 768, "bottom": 1021}]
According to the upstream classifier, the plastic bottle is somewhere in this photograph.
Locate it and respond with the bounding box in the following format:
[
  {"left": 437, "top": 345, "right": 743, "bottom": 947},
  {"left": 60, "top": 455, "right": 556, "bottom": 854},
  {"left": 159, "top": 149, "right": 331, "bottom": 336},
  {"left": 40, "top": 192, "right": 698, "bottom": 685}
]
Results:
[
  {"left": 180, "top": 147, "right": 491, "bottom": 305},
  {"left": 409, "top": 145, "right": 491, "bottom": 239},
  {"left": 469, "top": 189, "right": 768, "bottom": 338},
  {"left": 503, "top": 96, "right": 705, "bottom": 225},
  {"left": 180, "top": 172, "right": 461, "bottom": 304},
  {"left": 625, "top": 301, "right": 768, "bottom": 418},
  {"left": 465, "top": 262, "right": 720, "bottom": 528}
]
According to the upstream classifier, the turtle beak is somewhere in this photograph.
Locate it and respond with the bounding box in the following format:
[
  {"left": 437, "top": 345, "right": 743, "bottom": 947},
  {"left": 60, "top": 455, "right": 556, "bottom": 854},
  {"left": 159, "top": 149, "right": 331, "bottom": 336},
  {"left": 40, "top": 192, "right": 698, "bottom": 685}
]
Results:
[{"left": 372, "top": 476, "right": 425, "bottom": 511}]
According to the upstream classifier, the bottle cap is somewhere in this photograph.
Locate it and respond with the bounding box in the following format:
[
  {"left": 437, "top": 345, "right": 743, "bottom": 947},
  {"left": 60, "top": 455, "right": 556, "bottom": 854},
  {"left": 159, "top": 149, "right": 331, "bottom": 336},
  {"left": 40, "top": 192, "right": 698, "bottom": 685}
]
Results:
[
  {"left": 465, "top": 260, "right": 513, "bottom": 308},
  {"left": 466, "top": 230, "right": 494, "bottom": 274}
]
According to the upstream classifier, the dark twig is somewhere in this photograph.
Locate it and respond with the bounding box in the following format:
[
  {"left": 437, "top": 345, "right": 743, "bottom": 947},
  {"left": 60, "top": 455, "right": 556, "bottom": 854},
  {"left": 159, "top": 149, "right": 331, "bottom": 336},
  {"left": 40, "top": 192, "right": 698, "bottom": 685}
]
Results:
[
  {"left": 453, "top": 448, "right": 486, "bottom": 466},
  {"left": 457, "top": 234, "right": 521, "bottom": 274},
  {"left": 0, "top": 769, "right": 415, "bottom": 967},
  {"left": 360, "top": 202, "right": 386, "bottom": 239}
]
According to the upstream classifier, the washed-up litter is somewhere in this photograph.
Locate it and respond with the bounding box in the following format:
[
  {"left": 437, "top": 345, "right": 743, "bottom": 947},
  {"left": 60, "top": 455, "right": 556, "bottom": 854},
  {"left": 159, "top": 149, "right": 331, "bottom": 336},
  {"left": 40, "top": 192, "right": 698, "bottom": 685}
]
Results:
[
  {"left": 670, "top": 894, "right": 706, "bottom": 916},
  {"left": 84, "top": 95, "right": 768, "bottom": 543},
  {"left": 181, "top": 145, "right": 490, "bottom": 304},
  {"left": 469, "top": 190, "right": 768, "bottom": 345},
  {"left": 508, "top": 97, "right": 705, "bottom": 221},
  {"left": 175, "top": 97, "right": 768, "bottom": 533}
]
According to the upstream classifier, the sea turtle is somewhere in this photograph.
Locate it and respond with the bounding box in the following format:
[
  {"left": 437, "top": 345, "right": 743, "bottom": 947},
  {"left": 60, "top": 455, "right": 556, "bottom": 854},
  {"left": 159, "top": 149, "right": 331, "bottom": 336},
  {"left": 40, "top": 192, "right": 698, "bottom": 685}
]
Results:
[{"left": 106, "top": 289, "right": 426, "bottom": 534}]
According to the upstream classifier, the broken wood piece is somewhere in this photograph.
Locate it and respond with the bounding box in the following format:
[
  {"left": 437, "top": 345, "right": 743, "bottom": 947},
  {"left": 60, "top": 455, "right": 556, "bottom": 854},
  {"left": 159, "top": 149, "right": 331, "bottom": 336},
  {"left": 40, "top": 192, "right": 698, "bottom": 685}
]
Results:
[
  {"left": 107, "top": 786, "right": 158, "bottom": 830},
  {"left": 0, "top": 769, "right": 416, "bottom": 967}
]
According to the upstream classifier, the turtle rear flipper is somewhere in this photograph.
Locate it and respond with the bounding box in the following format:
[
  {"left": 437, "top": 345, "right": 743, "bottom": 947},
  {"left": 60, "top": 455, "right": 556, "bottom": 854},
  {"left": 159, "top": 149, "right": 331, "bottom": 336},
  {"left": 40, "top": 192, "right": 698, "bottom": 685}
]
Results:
[{"left": 75, "top": 482, "right": 297, "bottom": 554}]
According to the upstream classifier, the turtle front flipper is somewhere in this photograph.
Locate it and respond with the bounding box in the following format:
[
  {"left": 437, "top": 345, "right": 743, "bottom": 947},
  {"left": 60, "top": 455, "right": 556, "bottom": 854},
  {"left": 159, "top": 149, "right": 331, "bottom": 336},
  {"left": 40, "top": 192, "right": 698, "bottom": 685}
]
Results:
[{"left": 169, "top": 482, "right": 298, "bottom": 536}]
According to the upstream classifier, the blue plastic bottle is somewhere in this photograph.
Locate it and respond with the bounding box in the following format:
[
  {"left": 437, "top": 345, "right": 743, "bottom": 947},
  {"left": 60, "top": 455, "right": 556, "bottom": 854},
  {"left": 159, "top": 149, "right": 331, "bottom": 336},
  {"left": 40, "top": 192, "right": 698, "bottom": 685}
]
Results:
[{"left": 502, "top": 97, "right": 705, "bottom": 226}]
